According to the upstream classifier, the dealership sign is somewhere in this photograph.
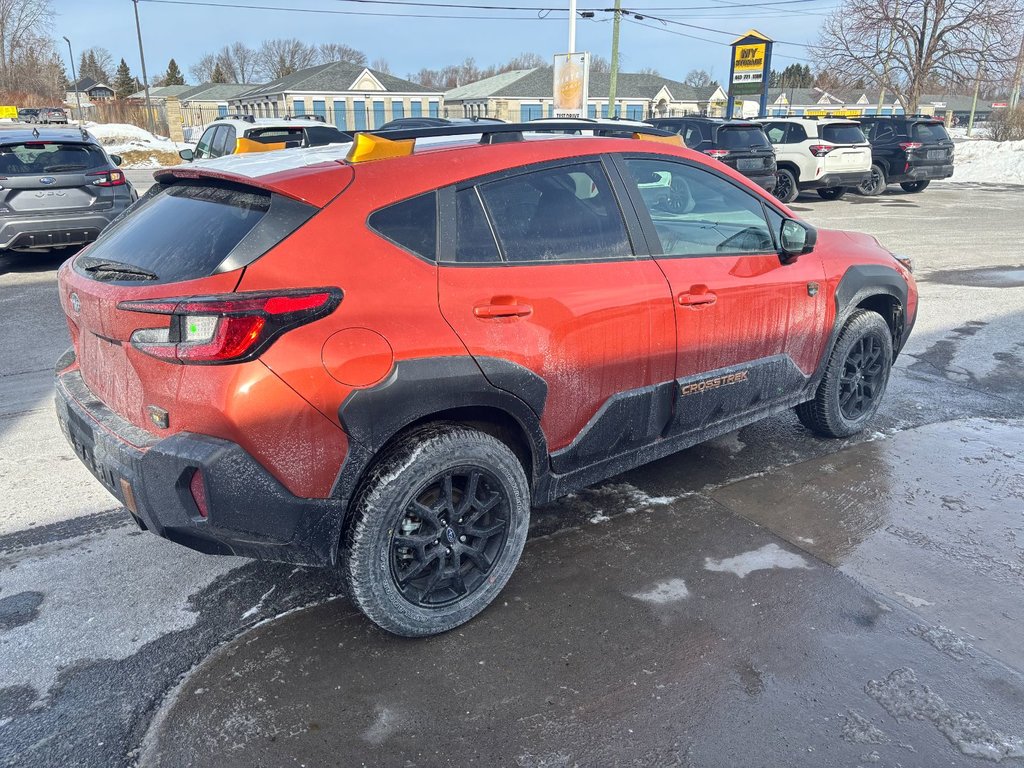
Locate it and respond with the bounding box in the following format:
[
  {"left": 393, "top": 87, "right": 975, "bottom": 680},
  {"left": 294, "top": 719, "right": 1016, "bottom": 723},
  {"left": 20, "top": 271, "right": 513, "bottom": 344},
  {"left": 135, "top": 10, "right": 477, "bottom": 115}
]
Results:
[
  {"left": 727, "top": 30, "right": 773, "bottom": 117},
  {"left": 553, "top": 52, "right": 590, "bottom": 119}
]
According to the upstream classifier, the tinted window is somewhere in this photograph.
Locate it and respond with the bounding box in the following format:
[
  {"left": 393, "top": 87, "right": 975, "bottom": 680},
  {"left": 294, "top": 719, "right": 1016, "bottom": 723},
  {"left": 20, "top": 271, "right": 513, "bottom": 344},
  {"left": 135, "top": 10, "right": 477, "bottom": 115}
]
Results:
[
  {"left": 821, "top": 123, "right": 866, "bottom": 144},
  {"left": 454, "top": 188, "right": 500, "bottom": 263},
  {"left": 246, "top": 127, "right": 304, "bottom": 145},
  {"left": 368, "top": 192, "right": 437, "bottom": 261},
  {"left": 786, "top": 124, "right": 808, "bottom": 143},
  {"left": 763, "top": 123, "right": 787, "bottom": 144},
  {"left": 913, "top": 122, "right": 950, "bottom": 142},
  {"left": 478, "top": 162, "right": 631, "bottom": 263},
  {"left": 867, "top": 122, "right": 895, "bottom": 142},
  {"left": 624, "top": 158, "right": 774, "bottom": 256},
  {"left": 718, "top": 126, "right": 770, "bottom": 149},
  {"left": 0, "top": 142, "right": 107, "bottom": 174},
  {"left": 79, "top": 183, "right": 271, "bottom": 283}
]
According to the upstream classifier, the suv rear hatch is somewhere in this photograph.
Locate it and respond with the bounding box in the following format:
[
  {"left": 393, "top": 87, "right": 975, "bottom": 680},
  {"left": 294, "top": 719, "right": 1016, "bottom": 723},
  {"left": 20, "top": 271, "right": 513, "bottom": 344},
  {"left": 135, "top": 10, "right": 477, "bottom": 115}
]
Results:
[
  {"left": 819, "top": 122, "right": 871, "bottom": 172},
  {"left": 58, "top": 176, "right": 324, "bottom": 434},
  {"left": 0, "top": 140, "right": 119, "bottom": 216},
  {"left": 906, "top": 120, "right": 954, "bottom": 169},
  {"left": 713, "top": 124, "right": 776, "bottom": 177}
]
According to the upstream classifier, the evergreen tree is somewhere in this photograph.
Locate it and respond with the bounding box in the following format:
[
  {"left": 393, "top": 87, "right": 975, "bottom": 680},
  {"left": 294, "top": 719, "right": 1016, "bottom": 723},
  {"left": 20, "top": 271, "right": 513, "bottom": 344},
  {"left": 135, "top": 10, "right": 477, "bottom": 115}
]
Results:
[
  {"left": 76, "top": 51, "right": 88, "bottom": 87},
  {"left": 113, "top": 58, "right": 136, "bottom": 99},
  {"left": 164, "top": 58, "right": 185, "bottom": 85},
  {"left": 210, "top": 60, "right": 228, "bottom": 83}
]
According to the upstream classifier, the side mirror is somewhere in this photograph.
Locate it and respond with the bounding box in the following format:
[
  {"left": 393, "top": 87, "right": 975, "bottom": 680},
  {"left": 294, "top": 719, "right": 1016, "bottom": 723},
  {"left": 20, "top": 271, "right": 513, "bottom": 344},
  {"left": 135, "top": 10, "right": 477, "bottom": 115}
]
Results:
[
  {"left": 178, "top": 148, "right": 194, "bottom": 162},
  {"left": 109, "top": 154, "right": 122, "bottom": 167},
  {"left": 779, "top": 219, "right": 817, "bottom": 262}
]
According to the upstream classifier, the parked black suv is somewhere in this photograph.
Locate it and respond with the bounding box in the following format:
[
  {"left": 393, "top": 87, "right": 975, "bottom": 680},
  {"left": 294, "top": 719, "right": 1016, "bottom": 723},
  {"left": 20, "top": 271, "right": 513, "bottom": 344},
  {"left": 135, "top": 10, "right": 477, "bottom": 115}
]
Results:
[
  {"left": 646, "top": 117, "right": 777, "bottom": 191},
  {"left": 855, "top": 117, "right": 954, "bottom": 195}
]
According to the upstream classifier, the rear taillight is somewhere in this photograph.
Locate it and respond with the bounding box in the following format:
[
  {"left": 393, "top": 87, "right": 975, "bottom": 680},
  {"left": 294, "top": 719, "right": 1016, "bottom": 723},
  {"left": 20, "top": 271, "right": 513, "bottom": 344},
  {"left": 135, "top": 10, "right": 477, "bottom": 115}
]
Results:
[
  {"left": 119, "top": 288, "right": 342, "bottom": 364},
  {"left": 88, "top": 170, "right": 126, "bottom": 187},
  {"left": 704, "top": 148, "right": 730, "bottom": 160},
  {"left": 808, "top": 144, "right": 834, "bottom": 157},
  {"left": 899, "top": 142, "right": 923, "bottom": 151}
]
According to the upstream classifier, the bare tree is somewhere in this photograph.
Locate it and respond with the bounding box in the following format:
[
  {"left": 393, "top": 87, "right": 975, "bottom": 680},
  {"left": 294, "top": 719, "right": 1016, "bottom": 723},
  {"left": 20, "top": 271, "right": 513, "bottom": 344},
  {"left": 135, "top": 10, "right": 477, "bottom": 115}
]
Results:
[
  {"left": 190, "top": 52, "right": 217, "bottom": 83},
  {"left": 371, "top": 56, "right": 392, "bottom": 74},
  {"left": 318, "top": 42, "right": 366, "bottom": 66},
  {"left": 638, "top": 66, "right": 662, "bottom": 76},
  {"left": 683, "top": 69, "right": 714, "bottom": 88},
  {"left": 216, "top": 42, "right": 260, "bottom": 83},
  {"left": 82, "top": 46, "right": 113, "bottom": 82},
  {"left": 815, "top": 0, "right": 1024, "bottom": 112},
  {"left": 257, "top": 38, "right": 319, "bottom": 80},
  {"left": 590, "top": 55, "right": 611, "bottom": 73},
  {"left": 0, "top": 0, "right": 53, "bottom": 91}
]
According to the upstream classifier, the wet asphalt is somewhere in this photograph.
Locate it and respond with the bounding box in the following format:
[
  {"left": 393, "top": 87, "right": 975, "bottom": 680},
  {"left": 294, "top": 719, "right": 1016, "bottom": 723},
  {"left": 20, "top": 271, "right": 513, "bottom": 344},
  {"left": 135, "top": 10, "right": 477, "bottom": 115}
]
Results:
[{"left": 1, "top": 183, "right": 1023, "bottom": 767}]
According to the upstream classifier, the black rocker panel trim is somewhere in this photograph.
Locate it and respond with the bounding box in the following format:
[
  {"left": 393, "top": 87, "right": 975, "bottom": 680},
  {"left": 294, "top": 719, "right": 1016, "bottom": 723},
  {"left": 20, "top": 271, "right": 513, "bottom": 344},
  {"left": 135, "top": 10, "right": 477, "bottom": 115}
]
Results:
[{"left": 549, "top": 381, "right": 675, "bottom": 475}]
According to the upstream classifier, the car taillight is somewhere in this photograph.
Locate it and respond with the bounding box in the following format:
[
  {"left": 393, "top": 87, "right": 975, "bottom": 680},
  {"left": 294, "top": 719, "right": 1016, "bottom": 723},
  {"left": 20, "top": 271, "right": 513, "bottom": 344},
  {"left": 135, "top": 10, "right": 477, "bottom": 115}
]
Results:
[
  {"left": 808, "top": 144, "right": 834, "bottom": 157},
  {"left": 88, "top": 170, "right": 126, "bottom": 187},
  {"left": 119, "top": 288, "right": 342, "bottom": 364},
  {"left": 899, "top": 142, "right": 923, "bottom": 151},
  {"left": 704, "top": 148, "right": 730, "bottom": 160}
]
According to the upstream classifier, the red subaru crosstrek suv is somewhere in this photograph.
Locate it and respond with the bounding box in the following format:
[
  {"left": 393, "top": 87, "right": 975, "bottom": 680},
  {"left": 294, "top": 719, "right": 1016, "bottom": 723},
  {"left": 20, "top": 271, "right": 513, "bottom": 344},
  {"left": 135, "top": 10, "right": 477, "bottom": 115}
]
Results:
[{"left": 55, "top": 122, "right": 917, "bottom": 636}]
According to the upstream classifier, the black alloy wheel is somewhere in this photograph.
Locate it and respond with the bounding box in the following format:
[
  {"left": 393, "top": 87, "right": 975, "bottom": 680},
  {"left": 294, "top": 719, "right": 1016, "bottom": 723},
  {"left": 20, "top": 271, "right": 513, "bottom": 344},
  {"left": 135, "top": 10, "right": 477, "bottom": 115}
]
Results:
[
  {"left": 838, "top": 335, "right": 886, "bottom": 420},
  {"left": 773, "top": 168, "right": 798, "bottom": 203},
  {"left": 391, "top": 468, "right": 509, "bottom": 608},
  {"left": 858, "top": 164, "right": 886, "bottom": 196},
  {"left": 900, "top": 180, "right": 930, "bottom": 193}
]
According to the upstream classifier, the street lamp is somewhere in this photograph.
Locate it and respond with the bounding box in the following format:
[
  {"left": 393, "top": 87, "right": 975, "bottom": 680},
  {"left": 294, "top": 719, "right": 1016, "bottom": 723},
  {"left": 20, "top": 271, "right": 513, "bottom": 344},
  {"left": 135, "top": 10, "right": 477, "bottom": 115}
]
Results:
[
  {"left": 63, "top": 36, "right": 83, "bottom": 124},
  {"left": 132, "top": 0, "right": 156, "bottom": 134}
]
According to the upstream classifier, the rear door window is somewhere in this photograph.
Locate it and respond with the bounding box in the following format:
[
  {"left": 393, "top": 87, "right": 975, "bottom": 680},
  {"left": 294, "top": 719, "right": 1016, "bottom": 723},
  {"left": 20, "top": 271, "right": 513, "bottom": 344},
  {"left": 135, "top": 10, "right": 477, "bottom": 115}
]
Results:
[
  {"left": 912, "top": 122, "right": 950, "bottom": 142},
  {"left": 76, "top": 183, "right": 277, "bottom": 283},
  {"left": 0, "top": 142, "right": 108, "bottom": 174},
  {"left": 718, "top": 126, "right": 771, "bottom": 149},
  {"left": 211, "top": 125, "right": 235, "bottom": 157},
  {"left": 368, "top": 192, "right": 437, "bottom": 261},
  {"left": 477, "top": 162, "right": 631, "bottom": 263},
  {"left": 821, "top": 123, "right": 867, "bottom": 144},
  {"left": 763, "top": 123, "right": 787, "bottom": 144}
]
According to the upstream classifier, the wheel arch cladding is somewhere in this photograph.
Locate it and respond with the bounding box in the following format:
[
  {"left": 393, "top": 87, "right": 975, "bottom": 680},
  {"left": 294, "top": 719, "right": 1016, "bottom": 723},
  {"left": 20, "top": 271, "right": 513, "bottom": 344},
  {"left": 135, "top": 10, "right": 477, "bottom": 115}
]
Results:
[{"left": 832, "top": 264, "right": 911, "bottom": 362}]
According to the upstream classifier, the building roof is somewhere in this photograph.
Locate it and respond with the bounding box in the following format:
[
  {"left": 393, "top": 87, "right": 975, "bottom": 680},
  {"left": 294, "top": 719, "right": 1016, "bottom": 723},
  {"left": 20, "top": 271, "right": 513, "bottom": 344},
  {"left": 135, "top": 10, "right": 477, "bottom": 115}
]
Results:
[
  {"left": 71, "top": 76, "right": 110, "bottom": 92},
  {"left": 128, "top": 84, "right": 194, "bottom": 100},
  {"left": 446, "top": 67, "right": 714, "bottom": 103},
  {"left": 180, "top": 83, "right": 262, "bottom": 102},
  {"left": 238, "top": 61, "right": 436, "bottom": 99}
]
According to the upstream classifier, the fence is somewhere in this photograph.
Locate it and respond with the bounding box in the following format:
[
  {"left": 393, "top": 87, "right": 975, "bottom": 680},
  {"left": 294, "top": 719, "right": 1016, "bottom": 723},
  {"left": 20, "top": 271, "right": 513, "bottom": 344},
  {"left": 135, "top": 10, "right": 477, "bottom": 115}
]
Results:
[{"left": 81, "top": 101, "right": 169, "bottom": 136}]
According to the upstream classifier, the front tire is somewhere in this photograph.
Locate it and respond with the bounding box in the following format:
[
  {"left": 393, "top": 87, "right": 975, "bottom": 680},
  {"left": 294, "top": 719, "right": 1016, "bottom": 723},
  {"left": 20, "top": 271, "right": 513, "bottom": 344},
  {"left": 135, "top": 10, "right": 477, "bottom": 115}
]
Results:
[
  {"left": 773, "top": 168, "right": 799, "bottom": 203},
  {"left": 342, "top": 425, "right": 530, "bottom": 637},
  {"left": 857, "top": 164, "right": 887, "bottom": 196},
  {"left": 900, "top": 180, "right": 930, "bottom": 193},
  {"left": 796, "top": 310, "right": 893, "bottom": 438},
  {"left": 817, "top": 187, "right": 846, "bottom": 200}
]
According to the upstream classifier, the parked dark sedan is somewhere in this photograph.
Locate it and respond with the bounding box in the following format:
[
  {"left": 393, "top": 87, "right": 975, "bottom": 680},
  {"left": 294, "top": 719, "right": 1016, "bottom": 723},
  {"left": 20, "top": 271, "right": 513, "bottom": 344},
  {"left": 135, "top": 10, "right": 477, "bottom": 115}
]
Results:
[
  {"left": 0, "top": 127, "right": 136, "bottom": 252},
  {"left": 646, "top": 117, "right": 777, "bottom": 191}
]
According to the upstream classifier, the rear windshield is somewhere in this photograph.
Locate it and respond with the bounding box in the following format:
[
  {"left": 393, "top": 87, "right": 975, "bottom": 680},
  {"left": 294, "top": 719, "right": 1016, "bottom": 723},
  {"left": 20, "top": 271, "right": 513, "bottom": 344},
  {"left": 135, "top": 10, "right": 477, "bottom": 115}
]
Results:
[
  {"left": 246, "top": 127, "right": 305, "bottom": 145},
  {"left": 913, "top": 122, "right": 950, "bottom": 142},
  {"left": 79, "top": 183, "right": 271, "bottom": 283},
  {"left": 821, "top": 124, "right": 867, "bottom": 144},
  {"left": 718, "top": 126, "right": 770, "bottom": 149},
  {"left": 0, "top": 142, "right": 107, "bottom": 175}
]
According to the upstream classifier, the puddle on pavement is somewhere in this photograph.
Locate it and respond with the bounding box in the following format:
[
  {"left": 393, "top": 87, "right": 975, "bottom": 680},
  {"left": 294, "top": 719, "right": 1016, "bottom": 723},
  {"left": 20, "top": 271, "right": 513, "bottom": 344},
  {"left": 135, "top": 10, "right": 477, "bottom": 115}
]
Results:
[
  {"left": 711, "top": 418, "right": 1024, "bottom": 670},
  {"left": 922, "top": 265, "right": 1024, "bottom": 288}
]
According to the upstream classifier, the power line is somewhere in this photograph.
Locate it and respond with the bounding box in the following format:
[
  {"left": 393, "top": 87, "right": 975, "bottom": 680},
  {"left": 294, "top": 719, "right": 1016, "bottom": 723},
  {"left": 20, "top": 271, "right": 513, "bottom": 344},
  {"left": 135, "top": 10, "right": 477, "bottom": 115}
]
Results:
[
  {"left": 624, "top": 15, "right": 813, "bottom": 62},
  {"left": 138, "top": 0, "right": 564, "bottom": 19}
]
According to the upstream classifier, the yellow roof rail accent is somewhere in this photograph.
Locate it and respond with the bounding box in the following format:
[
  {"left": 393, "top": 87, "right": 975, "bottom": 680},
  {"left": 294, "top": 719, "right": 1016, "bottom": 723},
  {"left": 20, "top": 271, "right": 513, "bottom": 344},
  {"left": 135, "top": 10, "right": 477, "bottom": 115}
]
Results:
[
  {"left": 234, "top": 137, "right": 287, "bottom": 154},
  {"left": 346, "top": 132, "right": 415, "bottom": 163},
  {"left": 633, "top": 132, "right": 684, "bottom": 146}
]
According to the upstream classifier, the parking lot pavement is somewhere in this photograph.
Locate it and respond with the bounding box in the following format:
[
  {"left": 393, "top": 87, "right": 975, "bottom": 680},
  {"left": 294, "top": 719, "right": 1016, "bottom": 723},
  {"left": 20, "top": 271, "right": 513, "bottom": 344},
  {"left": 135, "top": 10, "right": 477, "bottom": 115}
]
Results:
[
  {"left": 1, "top": 184, "right": 1022, "bottom": 767},
  {"left": 124, "top": 168, "right": 160, "bottom": 195}
]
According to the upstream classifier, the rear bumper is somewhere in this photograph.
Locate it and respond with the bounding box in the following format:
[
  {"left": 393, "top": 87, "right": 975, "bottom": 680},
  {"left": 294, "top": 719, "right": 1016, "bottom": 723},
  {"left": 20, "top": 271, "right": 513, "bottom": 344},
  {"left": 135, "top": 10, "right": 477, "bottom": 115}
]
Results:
[
  {"left": 892, "top": 163, "right": 954, "bottom": 182},
  {"left": 745, "top": 171, "right": 777, "bottom": 191},
  {"left": 55, "top": 365, "right": 340, "bottom": 566},
  {"left": 0, "top": 208, "right": 128, "bottom": 251},
  {"left": 803, "top": 170, "right": 871, "bottom": 190}
]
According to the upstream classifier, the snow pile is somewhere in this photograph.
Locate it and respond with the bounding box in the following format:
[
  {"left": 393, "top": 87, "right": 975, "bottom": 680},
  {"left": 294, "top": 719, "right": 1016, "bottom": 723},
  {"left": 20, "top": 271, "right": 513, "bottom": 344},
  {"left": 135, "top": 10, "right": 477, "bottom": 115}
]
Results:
[
  {"left": 83, "top": 122, "right": 189, "bottom": 168},
  {"left": 944, "top": 139, "right": 1024, "bottom": 184}
]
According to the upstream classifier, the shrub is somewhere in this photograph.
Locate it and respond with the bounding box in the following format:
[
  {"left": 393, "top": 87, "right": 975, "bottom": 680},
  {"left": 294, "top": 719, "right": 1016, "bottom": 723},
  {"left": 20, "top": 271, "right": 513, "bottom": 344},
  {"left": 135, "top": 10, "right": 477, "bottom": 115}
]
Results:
[{"left": 987, "top": 106, "right": 1024, "bottom": 141}]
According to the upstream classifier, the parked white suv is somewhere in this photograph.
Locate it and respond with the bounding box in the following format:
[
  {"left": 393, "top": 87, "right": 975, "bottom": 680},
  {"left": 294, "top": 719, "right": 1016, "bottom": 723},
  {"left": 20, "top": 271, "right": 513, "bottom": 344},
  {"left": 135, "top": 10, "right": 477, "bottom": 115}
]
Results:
[{"left": 758, "top": 117, "right": 871, "bottom": 203}]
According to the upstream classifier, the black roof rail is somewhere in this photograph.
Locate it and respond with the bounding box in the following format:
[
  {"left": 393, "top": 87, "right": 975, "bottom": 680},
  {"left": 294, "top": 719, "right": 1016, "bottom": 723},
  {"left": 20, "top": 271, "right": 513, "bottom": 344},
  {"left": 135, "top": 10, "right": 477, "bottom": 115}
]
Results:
[
  {"left": 215, "top": 114, "right": 255, "bottom": 123},
  {"left": 360, "top": 120, "right": 676, "bottom": 143},
  {"left": 285, "top": 114, "right": 327, "bottom": 122}
]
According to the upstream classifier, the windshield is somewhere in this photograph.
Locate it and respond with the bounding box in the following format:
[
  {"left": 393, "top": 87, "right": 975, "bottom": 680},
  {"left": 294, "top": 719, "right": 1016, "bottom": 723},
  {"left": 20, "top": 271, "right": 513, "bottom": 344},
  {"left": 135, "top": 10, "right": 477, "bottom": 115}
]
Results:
[
  {"left": 0, "top": 142, "right": 108, "bottom": 174},
  {"left": 913, "top": 122, "right": 950, "bottom": 142},
  {"left": 821, "top": 124, "right": 867, "bottom": 144},
  {"left": 718, "top": 126, "right": 771, "bottom": 149}
]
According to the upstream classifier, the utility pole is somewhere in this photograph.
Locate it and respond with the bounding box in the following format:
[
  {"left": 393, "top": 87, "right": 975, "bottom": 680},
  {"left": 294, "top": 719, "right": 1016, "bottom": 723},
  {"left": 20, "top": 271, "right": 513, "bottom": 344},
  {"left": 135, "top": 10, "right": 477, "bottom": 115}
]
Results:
[
  {"left": 968, "top": 38, "right": 987, "bottom": 137},
  {"left": 568, "top": 0, "right": 577, "bottom": 52},
  {"left": 132, "top": 0, "right": 156, "bottom": 134},
  {"left": 607, "top": 0, "right": 622, "bottom": 118},
  {"left": 876, "top": 0, "right": 899, "bottom": 115},
  {"left": 1010, "top": 31, "right": 1024, "bottom": 109},
  {"left": 63, "top": 37, "right": 83, "bottom": 124}
]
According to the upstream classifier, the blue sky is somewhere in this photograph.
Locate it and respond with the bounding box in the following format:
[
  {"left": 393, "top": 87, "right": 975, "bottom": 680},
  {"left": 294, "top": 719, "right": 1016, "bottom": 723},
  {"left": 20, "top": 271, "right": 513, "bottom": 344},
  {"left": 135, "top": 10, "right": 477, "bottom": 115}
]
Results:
[{"left": 52, "top": 0, "right": 828, "bottom": 84}]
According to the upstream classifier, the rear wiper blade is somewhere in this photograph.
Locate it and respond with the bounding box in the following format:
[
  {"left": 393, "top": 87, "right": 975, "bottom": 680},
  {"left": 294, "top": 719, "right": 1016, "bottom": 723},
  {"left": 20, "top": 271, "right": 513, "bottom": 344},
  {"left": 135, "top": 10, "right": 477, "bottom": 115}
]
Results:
[{"left": 80, "top": 259, "right": 158, "bottom": 280}]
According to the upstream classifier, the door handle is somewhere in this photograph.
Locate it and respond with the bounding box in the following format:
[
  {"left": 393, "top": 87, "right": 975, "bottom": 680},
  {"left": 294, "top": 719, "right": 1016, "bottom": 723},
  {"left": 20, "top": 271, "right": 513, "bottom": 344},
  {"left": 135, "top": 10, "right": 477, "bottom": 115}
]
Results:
[
  {"left": 677, "top": 291, "right": 717, "bottom": 307},
  {"left": 474, "top": 303, "right": 533, "bottom": 319}
]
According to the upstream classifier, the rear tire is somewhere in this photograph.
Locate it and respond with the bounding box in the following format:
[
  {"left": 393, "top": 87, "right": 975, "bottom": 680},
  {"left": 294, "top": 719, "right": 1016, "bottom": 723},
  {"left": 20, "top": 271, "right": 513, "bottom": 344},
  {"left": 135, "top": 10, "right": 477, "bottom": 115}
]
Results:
[
  {"left": 817, "top": 187, "right": 846, "bottom": 200},
  {"left": 857, "top": 164, "right": 887, "bottom": 196},
  {"left": 900, "top": 180, "right": 930, "bottom": 193},
  {"left": 341, "top": 424, "right": 530, "bottom": 637},
  {"left": 796, "top": 310, "right": 893, "bottom": 438},
  {"left": 773, "top": 168, "right": 799, "bottom": 203}
]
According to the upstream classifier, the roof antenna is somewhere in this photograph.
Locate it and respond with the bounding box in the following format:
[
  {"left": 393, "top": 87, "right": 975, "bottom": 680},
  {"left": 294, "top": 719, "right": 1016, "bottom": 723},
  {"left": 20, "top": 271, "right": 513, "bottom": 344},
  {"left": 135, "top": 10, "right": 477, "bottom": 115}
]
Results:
[
  {"left": 32, "top": 126, "right": 39, "bottom": 138},
  {"left": 80, "top": 125, "right": 89, "bottom": 141}
]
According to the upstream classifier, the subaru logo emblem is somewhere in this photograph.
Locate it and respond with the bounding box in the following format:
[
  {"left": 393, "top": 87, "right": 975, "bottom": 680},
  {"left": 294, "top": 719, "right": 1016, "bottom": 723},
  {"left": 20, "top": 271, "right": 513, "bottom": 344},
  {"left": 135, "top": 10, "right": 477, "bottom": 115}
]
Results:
[
  {"left": 39, "top": 177, "right": 56, "bottom": 185},
  {"left": 445, "top": 527, "right": 457, "bottom": 545},
  {"left": 70, "top": 292, "right": 80, "bottom": 313}
]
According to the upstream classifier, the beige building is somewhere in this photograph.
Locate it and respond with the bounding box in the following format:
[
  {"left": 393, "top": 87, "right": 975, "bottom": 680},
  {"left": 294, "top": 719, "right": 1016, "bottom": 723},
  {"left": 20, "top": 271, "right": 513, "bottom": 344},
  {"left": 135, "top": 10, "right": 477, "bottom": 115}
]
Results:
[
  {"left": 226, "top": 61, "right": 443, "bottom": 132},
  {"left": 444, "top": 68, "right": 727, "bottom": 121}
]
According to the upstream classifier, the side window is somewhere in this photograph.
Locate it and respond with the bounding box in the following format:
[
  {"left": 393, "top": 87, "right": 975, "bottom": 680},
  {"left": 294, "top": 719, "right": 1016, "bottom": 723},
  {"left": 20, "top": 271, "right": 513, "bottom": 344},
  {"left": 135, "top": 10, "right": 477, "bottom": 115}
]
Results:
[
  {"left": 195, "top": 127, "right": 217, "bottom": 159},
  {"left": 683, "top": 124, "right": 703, "bottom": 148},
  {"left": 764, "top": 123, "right": 787, "bottom": 144},
  {"left": 454, "top": 188, "right": 501, "bottom": 263},
  {"left": 874, "top": 124, "right": 895, "bottom": 142},
  {"left": 212, "top": 125, "right": 235, "bottom": 157},
  {"left": 477, "top": 162, "right": 631, "bottom": 263},
  {"left": 786, "top": 124, "right": 808, "bottom": 143},
  {"left": 368, "top": 192, "right": 438, "bottom": 261},
  {"left": 623, "top": 158, "right": 775, "bottom": 256}
]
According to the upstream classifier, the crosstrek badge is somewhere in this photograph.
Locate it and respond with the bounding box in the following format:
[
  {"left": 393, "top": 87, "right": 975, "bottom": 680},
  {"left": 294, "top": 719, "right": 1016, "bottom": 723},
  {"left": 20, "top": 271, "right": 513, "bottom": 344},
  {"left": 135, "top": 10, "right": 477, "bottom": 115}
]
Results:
[{"left": 680, "top": 371, "right": 749, "bottom": 396}]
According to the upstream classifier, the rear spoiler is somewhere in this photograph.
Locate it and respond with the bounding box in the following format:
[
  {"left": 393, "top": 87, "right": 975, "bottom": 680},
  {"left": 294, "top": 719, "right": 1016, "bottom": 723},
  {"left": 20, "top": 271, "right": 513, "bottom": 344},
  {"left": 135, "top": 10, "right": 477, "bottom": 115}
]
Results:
[{"left": 153, "top": 162, "right": 354, "bottom": 208}]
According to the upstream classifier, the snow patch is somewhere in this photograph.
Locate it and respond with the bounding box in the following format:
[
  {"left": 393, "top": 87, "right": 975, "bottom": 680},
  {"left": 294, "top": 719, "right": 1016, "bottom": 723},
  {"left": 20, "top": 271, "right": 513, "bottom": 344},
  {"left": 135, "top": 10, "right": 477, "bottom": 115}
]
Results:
[
  {"left": 241, "top": 586, "right": 276, "bottom": 620},
  {"left": 362, "top": 706, "right": 399, "bottom": 745},
  {"left": 588, "top": 512, "right": 610, "bottom": 524},
  {"left": 841, "top": 709, "right": 889, "bottom": 745},
  {"left": 894, "top": 591, "right": 934, "bottom": 608},
  {"left": 940, "top": 139, "right": 1024, "bottom": 185},
  {"left": 704, "top": 543, "right": 812, "bottom": 578},
  {"left": 630, "top": 578, "right": 690, "bottom": 604},
  {"left": 910, "top": 624, "right": 974, "bottom": 660},
  {"left": 83, "top": 122, "right": 190, "bottom": 167}
]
